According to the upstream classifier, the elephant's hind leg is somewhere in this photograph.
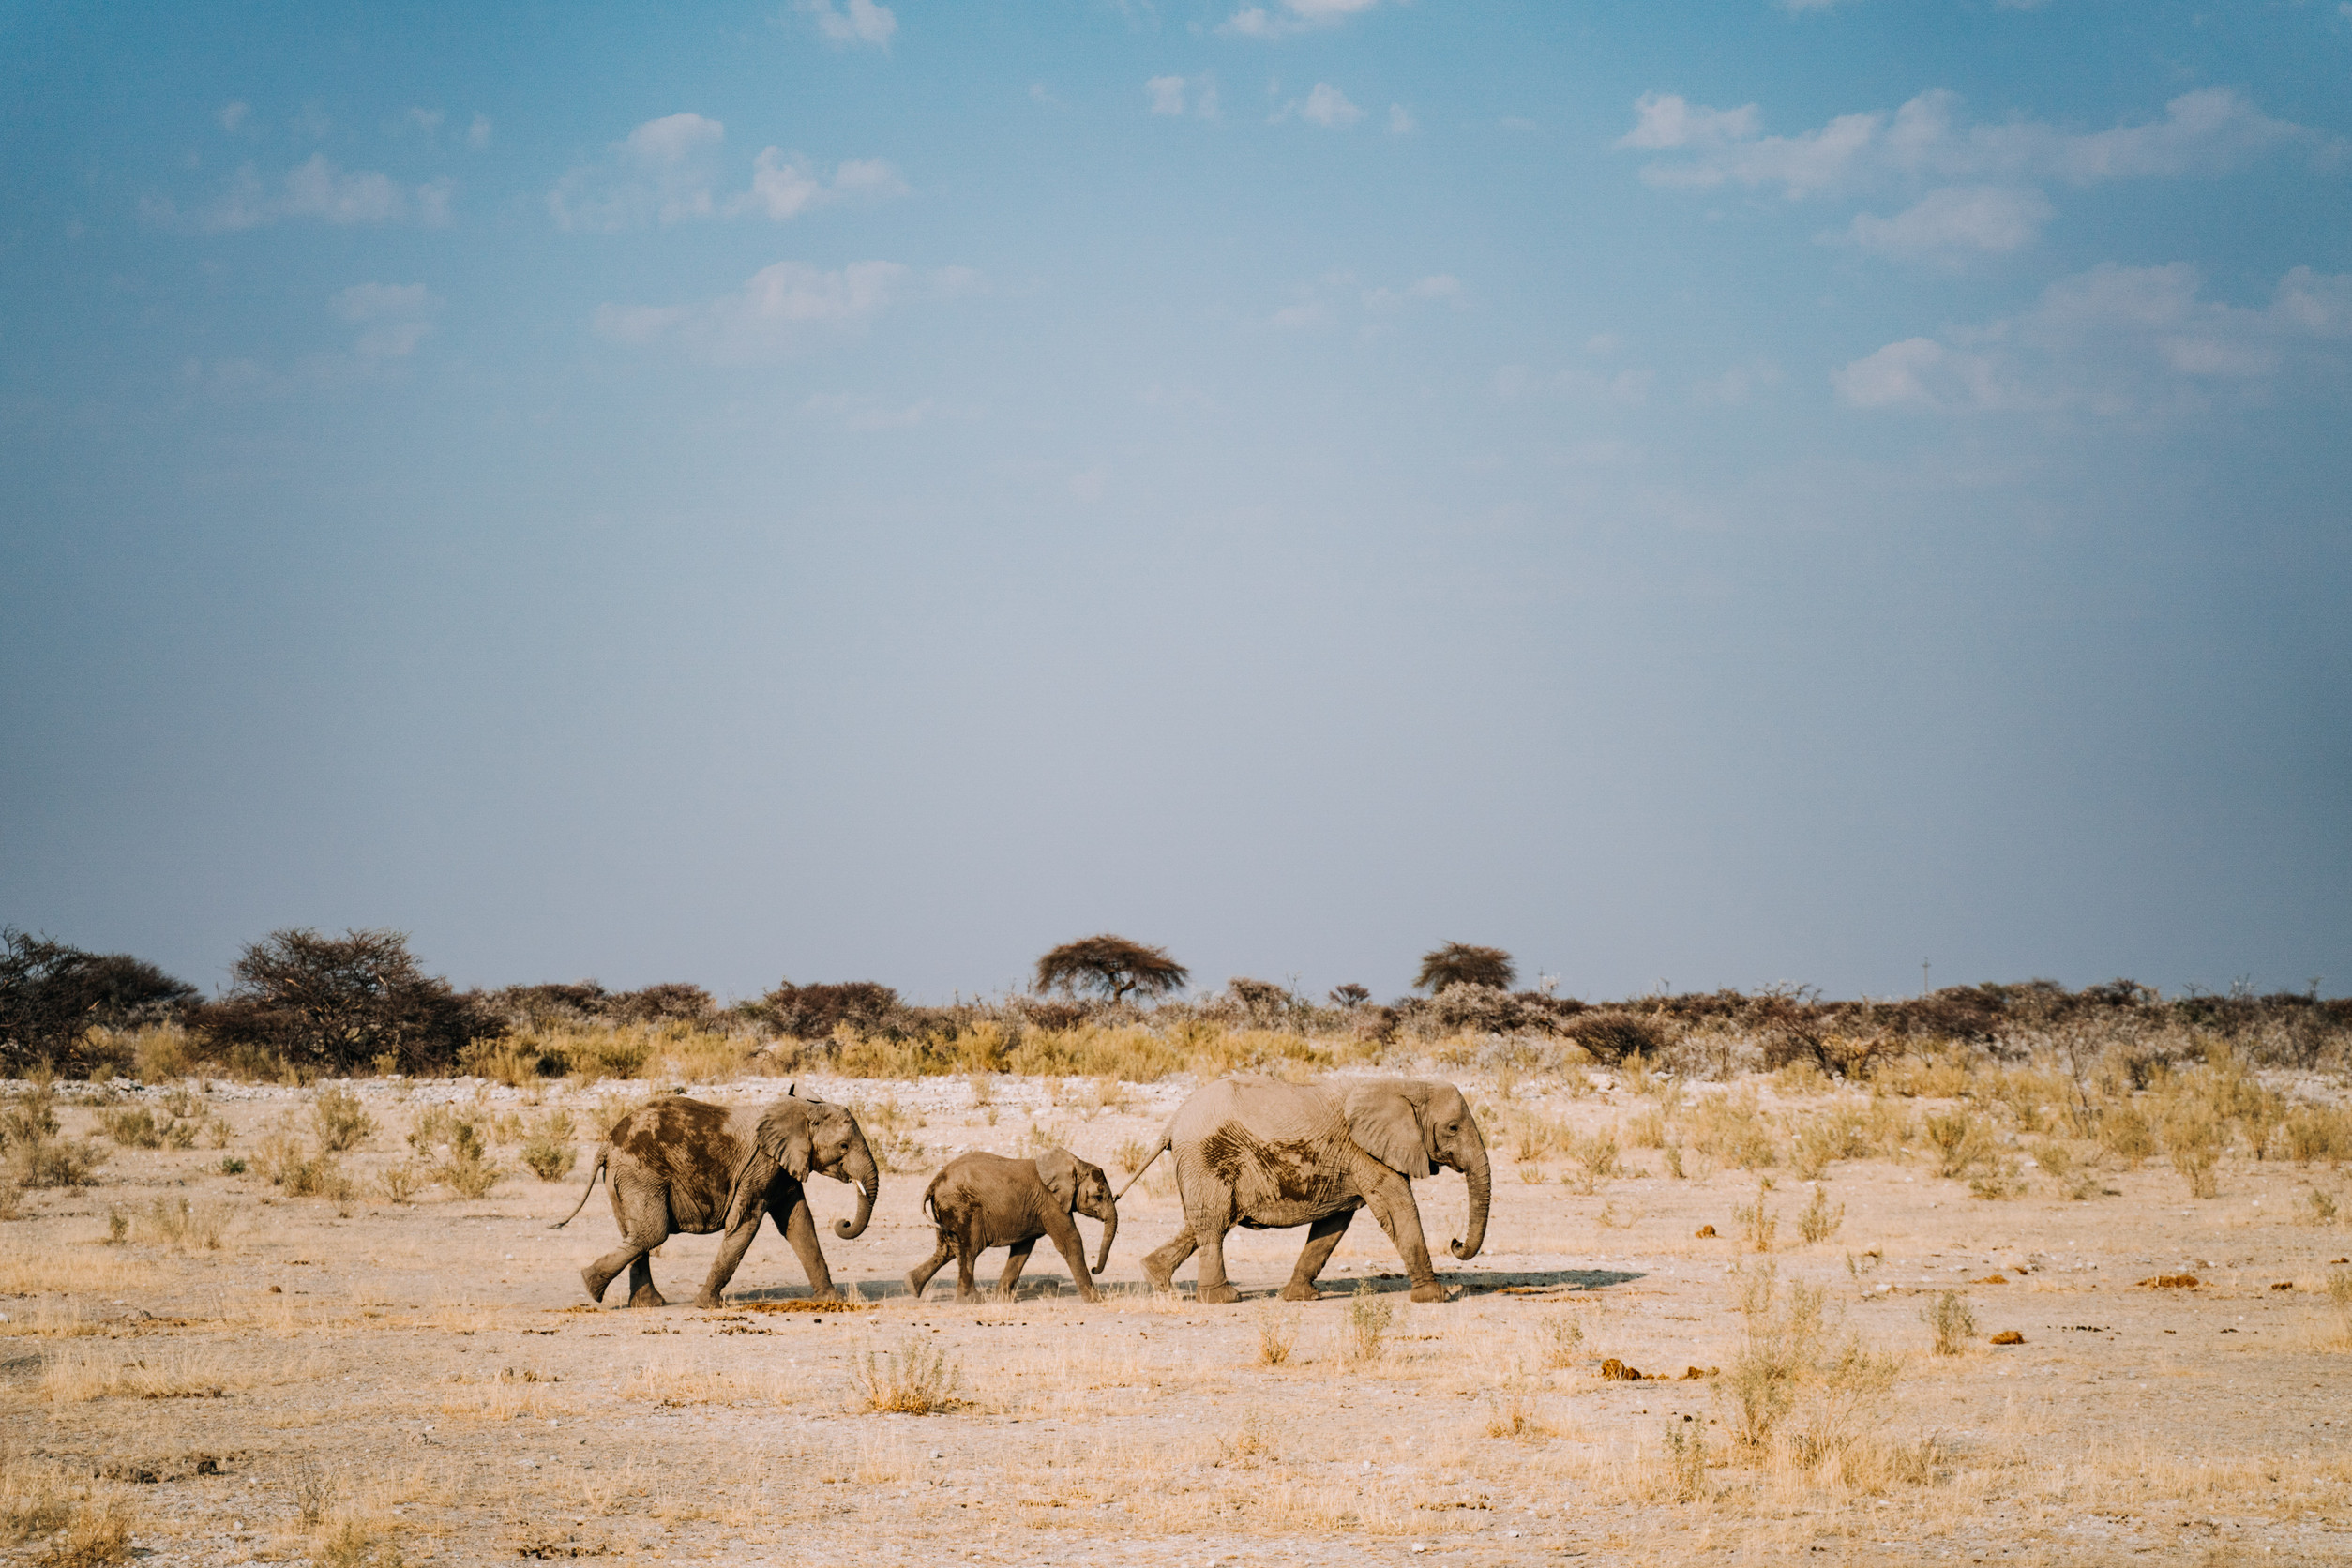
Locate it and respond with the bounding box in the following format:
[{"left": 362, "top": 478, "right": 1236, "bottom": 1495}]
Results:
[
  {"left": 1141, "top": 1228, "right": 1197, "bottom": 1294},
  {"left": 585, "top": 1202, "right": 671, "bottom": 1307},
  {"left": 626, "top": 1252, "right": 668, "bottom": 1309},
  {"left": 906, "top": 1231, "right": 954, "bottom": 1302},
  {"left": 1281, "top": 1207, "right": 1357, "bottom": 1301},
  {"left": 995, "top": 1237, "right": 1037, "bottom": 1301}
]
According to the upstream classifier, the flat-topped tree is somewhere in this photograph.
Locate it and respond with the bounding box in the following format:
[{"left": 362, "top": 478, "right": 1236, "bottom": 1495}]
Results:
[
  {"left": 1033, "top": 935, "right": 1189, "bottom": 1005},
  {"left": 1414, "top": 942, "right": 1515, "bottom": 994}
]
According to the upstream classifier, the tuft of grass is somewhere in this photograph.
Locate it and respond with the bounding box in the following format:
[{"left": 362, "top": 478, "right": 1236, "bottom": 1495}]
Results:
[
  {"left": 1483, "top": 1376, "right": 1548, "bottom": 1440},
  {"left": 1733, "top": 1181, "right": 1777, "bottom": 1253},
  {"left": 1922, "top": 1110, "right": 1995, "bottom": 1181},
  {"left": 1537, "top": 1309, "right": 1584, "bottom": 1369},
  {"left": 520, "top": 1108, "right": 579, "bottom": 1182},
  {"left": 312, "top": 1515, "right": 401, "bottom": 1568},
  {"left": 1341, "top": 1280, "right": 1394, "bottom": 1366},
  {"left": 1568, "top": 1130, "right": 1621, "bottom": 1195},
  {"left": 1922, "top": 1289, "right": 1977, "bottom": 1356},
  {"left": 1796, "top": 1184, "right": 1844, "bottom": 1244},
  {"left": 98, "top": 1108, "right": 163, "bottom": 1149},
  {"left": 377, "top": 1161, "right": 424, "bottom": 1203},
  {"left": 2307, "top": 1187, "right": 2340, "bottom": 1226},
  {"left": 1686, "top": 1087, "right": 1780, "bottom": 1170},
  {"left": 1661, "top": 1418, "right": 1708, "bottom": 1502},
  {"left": 1256, "top": 1306, "right": 1300, "bottom": 1366},
  {"left": 310, "top": 1087, "right": 376, "bottom": 1153},
  {"left": 850, "top": 1334, "right": 967, "bottom": 1414},
  {"left": 35, "top": 1495, "right": 133, "bottom": 1567},
  {"left": 138, "top": 1196, "right": 227, "bottom": 1250}
]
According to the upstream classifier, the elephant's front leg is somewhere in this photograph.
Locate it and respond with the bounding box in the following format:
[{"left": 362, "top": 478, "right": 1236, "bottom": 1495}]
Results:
[
  {"left": 1354, "top": 1160, "right": 1447, "bottom": 1303},
  {"left": 695, "top": 1207, "right": 767, "bottom": 1309},
  {"left": 1280, "top": 1205, "right": 1358, "bottom": 1301},
  {"left": 995, "top": 1237, "right": 1038, "bottom": 1301},
  {"left": 1038, "top": 1214, "right": 1102, "bottom": 1304},
  {"left": 774, "top": 1192, "right": 842, "bottom": 1301}
]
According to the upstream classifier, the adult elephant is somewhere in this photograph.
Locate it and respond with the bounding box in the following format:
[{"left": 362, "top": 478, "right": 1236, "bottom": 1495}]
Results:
[
  {"left": 552, "top": 1090, "right": 878, "bottom": 1308},
  {"left": 1126, "top": 1074, "right": 1489, "bottom": 1304}
]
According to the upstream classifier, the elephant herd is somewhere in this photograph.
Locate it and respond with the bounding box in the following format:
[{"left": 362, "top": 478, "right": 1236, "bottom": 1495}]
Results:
[{"left": 553, "top": 1074, "right": 1493, "bottom": 1308}]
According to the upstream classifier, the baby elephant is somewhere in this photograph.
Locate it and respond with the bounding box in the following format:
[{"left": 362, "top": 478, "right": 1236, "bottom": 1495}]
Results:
[{"left": 909, "top": 1149, "right": 1118, "bottom": 1304}]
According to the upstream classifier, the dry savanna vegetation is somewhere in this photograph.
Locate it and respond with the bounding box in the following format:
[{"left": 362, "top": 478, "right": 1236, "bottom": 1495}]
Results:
[{"left": 4, "top": 960, "right": 2352, "bottom": 1564}]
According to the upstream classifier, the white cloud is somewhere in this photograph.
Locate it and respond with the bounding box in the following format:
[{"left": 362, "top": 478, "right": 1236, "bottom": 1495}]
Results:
[
  {"left": 406, "top": 106, "right": 444, "bottom": 138},
  {"left": 219, "top": 102, "right": 249, "bottom": 133},
  {"left": 1388, "top": 103, "right": 1416, "bottom": 136},
  {"left": 1147, "top": 75, "right": 1187, "bottom": 116},
  {"left": 1692, "top": 359, "right": 1785, "bottom": 405},
  {"left": 1274, "top": 271, "right": 1463, "bottom": 330},
  {"left": 550, "top": 115, "right": 900, "bottom": 231},
  {"left": 1833, "top": 263, "right": 2352, "bottom": 414},
  {"left": 1621, "top": 86, "right": 2311, "bottom": 198},
  {"left": 799, "top": 0, "right": 897, "bottom": 49},
  {"left": 149, "top": 155, "right": 453, "bottom": 232},
  {"left": 1295, "top": 83, "right": 1362, "bottom": 128},
  {"left": 332, "top": 281, "right": 441, "bottom": 358},
  {"left": 1146, "top": 74, "right": 1218, "bottom": 120},
  {"left": 1840, "top": 185, "right": 2054, "bottom": 259},
  {"left": 1219, "top": 0, "right": 1379, "bottom": 38},
  {"left": 594, "top": 259, "right": 915, "bottom": 363},
  {"left": 467, "top": 114, "right": 492, "bottom": 149}
]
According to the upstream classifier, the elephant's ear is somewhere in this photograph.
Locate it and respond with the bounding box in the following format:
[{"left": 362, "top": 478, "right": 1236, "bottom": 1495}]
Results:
[
  {"left": 757, "top": 1102, "right": 814, "bottom": 1183},
  {"left": 1033, "top": 1147, "right": 1080, "bottom": 1211},
  {"left": 1345, "top": 1082, "right": 1432, "bottom": 1178}
]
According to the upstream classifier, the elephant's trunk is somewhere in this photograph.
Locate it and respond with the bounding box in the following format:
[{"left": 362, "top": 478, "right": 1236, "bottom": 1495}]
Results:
[
  {"left": 834, "top": 1133, "right": 878, "bottom": 1240},
  {"left": 1449, "top": 1122, "right": 1491, "bottom": 1262},
  {"left": 1091, "top": 1200, "right": 1118, "bottom": 1276}
]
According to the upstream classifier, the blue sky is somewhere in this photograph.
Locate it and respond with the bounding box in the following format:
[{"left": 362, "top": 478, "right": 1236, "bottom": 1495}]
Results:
[{"left": 3, "top": 1, "right": 2347, "bottom": 1004}]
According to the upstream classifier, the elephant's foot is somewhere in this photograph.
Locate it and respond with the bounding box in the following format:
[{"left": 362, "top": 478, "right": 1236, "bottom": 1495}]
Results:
[
  {"left": 1409, "top": 1281, "right": 1451, "bottom": 1304},
  {"left": 1278, "top": 1282, "right": 1323, "bottom": 1303},
  {"left": 627, "top": 1284, "right": 669, "bottom": 1308},
  {"left": 1195, "top": 1282, "right": 1242, "bottom": 1305},
  {"left": 903, "top": 1274, "right": 927, "bottom": 1302},
  {"left": 580, "top": 1266, "right": 613, "bottom": 1304},
  {"left": 1140, "top": 1259, "right": 1177, "bottom": 1294},
  {"left": 692, "top": 1291, "right": 725, "bottom": 1309},
  {"left": 1075, "top": 1284, "right": 1103, "bottom": 1304}
]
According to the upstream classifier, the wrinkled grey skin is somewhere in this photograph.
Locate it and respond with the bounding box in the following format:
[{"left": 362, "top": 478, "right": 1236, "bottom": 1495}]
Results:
[
  {"left": 907, "top": 1148, "right": 1118, "bottom": 1304},
  {"left": 552, "top": 1092, "right": 879, "bottom": 1308},
  {"left": 1135, "top": 1075, "right": 1489, "bottom": 1305}
]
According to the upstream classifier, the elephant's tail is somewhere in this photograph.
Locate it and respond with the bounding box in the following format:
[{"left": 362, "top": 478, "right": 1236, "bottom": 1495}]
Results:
[
  {"left": 1113, "top": 1135, "right": 1169, "bottom": 1203},
  {"left": 549, "top": 1145, "right": 610, "bottom": 1229}
]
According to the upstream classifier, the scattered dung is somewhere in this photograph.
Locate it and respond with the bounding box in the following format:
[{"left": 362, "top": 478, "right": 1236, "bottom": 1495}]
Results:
[
  {"left": 1694, "top": 1225, "right": 1717, "bottom": 1239},
  {"left": 1679, "top": 1365, "right": 1715, "bottom": 1380},
  {"left": 1990, "top": 1330, "right": 2026, "bottom": 1345},
  {"left": 2270, "top": 1281, "right": 2294, "bottom": 1291},
  {"left": 1974, "top": 1274, "right": 2008, "bottom": 1285},
  {"left": 2136, "top": 1274, "right": 2200, "bottom": 1289},
  {"left": 739, "top": 1299, "right": 877, "bottom": 1314},
  {"left": 1600, "top": 1358, "right": 1644, "bottom": 1381}
]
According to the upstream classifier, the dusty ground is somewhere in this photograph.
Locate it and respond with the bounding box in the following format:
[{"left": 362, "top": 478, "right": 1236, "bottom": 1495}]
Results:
[{"left": 5, "top": 1068, "right": 2351, "bottom": 1566}]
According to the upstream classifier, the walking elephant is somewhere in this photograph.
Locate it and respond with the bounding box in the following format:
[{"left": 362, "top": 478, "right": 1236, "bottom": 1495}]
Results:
[
  {"left": 907, "top": 1148, "right": 1118, "bottom": 1304},
  {"left": 552, "top": 1090, "right": 878, "bottom": 1308},
  {"left": 1129, "top": 1074, "right": 1489, "bottom": 1304}
]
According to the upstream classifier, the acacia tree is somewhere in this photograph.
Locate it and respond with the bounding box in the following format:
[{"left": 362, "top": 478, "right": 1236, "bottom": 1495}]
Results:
[
  {"left": 1414, "top": 942, "right": 1516, "bottom": 994},
  {"left": 0, "top": 929, "right": 197, "bottom": 1074},
  {"left": 195, "top": 928, "right": 491, "bottom": 1075},
  {"left": 1033, "top": 935, "right": 1189, "bottom": 1005}
]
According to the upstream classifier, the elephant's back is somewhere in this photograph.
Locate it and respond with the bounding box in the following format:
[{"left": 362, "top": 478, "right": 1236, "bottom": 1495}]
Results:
[{"left": 612, "top": 1097, "right": 744, "bottom": 1229}]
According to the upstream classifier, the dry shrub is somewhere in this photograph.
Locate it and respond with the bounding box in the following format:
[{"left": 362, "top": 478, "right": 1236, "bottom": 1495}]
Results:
[
  {"left": 35, "top": 1494, "right": 133, "bottom": 1567},
  {"left": 1721, "top": 1268, "right": 1905, "bottom": 1489},
  {"left": 1342, "top": 1280, "right": 1394, "bottom": 1366},
  {"left": 1568, "top": 1130, "right": 1621, "bottom": 1194},
  {"left": 2284, "top": 1106, "right": 2352, "bottom": 1166},
  {"left": 1922, "top": 1110, "right": 1996, "bottom": 1180},
  {"left": 377, "top": 1162, "right": 424, "bottom": 1203},
  {"left": 850, "top": 1334, "right": 967, "bottom": 1413},
  {"left": 1660, "top": 1419, "right": 1709, "bottom": 1501},
  {"left": 311, "top": 1515, "right": 400, "bottom": 1568},
  {"left": 309, "top": 1086, "right": 376, "bottom": 1153},
  {"left": 1686, "top": 1087, "right": 1780, "bottom": 1170},
  {"left": 2097, "top": 1100, "right": 2157, "bottom": 1167},
  {"left": 1870, "top": 1052, "right": 1973, "bottom": 1099},
  {"left": 138, "top": 1196, "right": 228, "bottom": 1250},
  {"left": 854, "top": 1096, "right": 927, "bottom": 1173},
  {"left": 1797, "top": 1184, "right": 1844, "bottom": 1244},
  {"left": 1113, "top": 1137, "right": 1152, "bottom": 1175},
  {"left": 1256, "top": 1306, "right": 1301, "bottom": 1366},
  {"left": 1733, "top": 1182, "right": 1777, "bottom": 1253},
  {"left": 1625, "top": 1107, "right": 1669, "bottom": 1148},
  {"left": 41, "top": 1346, "right": 232, "bottom": 1403},
  {"left": 98, "top": 1108, "right": 161, "bottom": 1149},
  {"left": 2307, "top": 1188, "right": 2341, "bottom": 1226},
  {"left": 3, "top": 1088, "right": 105, "bottom": 1190},
  {"left": 408, "top": 1108, "right": 502, "bottom": 1197},
  {"left": 1, "top": 1461, "right": 74, "bottom": 1545},
  {"left": 1483, "top": 1377, "right": 1547, "bottom": 1440},
  {"left": 1537, "top": 1310, "right": 1584, "bottom": 1369},
  {"left": 1922, "top": 1289, "right": 1977, "bottom": 1355}
]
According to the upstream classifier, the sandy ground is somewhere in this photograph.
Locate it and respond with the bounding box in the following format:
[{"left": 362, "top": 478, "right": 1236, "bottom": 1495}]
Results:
[{"left": 5, "top": 1069, "right": 2351, "bottom": 1566}]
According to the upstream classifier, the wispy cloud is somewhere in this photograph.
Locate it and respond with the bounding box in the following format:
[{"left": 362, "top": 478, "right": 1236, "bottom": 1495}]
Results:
[
  {"left": 595, "top": 261, "right": 976, "bottom": 364},
  {"left": 218, "top": 102, "right": 249, "bottom": 133},
  {"left": 332, "top": 282, "right": 441, "bottom": 358},
  {"left": 1272, "top": 271, "right": 1463, "bottom": 330},
  {"left": 1146, "top": 73, "right": 1218, "bottom": 119},
  {"left": 1388, "top": 103, "right": 1416, "bottom": 136},
  {"left": 1283, "top": 83, "right": 1362, "bottom": 128},
  {"left": 145, "top": 154, "right": 454, "bottom": 233},
  {"left": 797, "top": 0, "right": 897, "bottom": 50},
  {"left": 1219, "top": 0, "right": 1380, "bottom": 39},
  {"left": 1834, "top": 263, "right": 2352, "bottom": 414},
  {"left": 1621, "top": 86, "right": 2322, "bottom": 263},
  {"left": 549, "top": 115, "right": 904, "bottom": 232}
]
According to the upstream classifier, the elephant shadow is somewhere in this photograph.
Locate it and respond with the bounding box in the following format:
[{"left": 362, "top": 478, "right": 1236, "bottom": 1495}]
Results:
[{"left": 1087, "top": 1267, "right": 1644, "bottom": 1302}]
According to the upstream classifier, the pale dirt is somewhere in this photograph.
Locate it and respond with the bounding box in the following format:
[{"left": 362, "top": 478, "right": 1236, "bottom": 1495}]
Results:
[{"left": 5, "top": 1070, "right": 2351, "bottom": 1566}]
